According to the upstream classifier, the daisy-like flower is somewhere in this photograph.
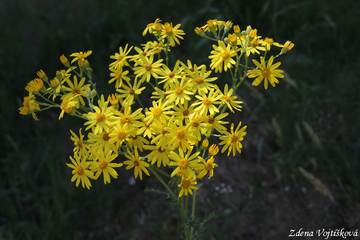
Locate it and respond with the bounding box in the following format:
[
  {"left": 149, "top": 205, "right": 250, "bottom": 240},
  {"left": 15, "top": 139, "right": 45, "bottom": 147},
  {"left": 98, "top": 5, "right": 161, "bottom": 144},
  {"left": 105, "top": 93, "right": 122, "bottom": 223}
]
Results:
[
  {"left": 62, "top": 76, "right": 91, "bottom": 105},
  {"left": 19, "top": 94, "right": 40, "bottom": 120},
  {"left": 219, "top": 122, "right": 247, "bottom": 156},
  {"left": 59, "top": 95, "right": 79, "bottom": 120},
  {"left": 158, "top": 61, "right": 184, "bottom": 88},
  {"left": 274, "top": 40, "right": 295, "bottom": 54},
  {"left": 188, "top": 67, "right": 217, "bottom": 94},
  {"left": 165, "top": 78, "right": 193, "bottom": 105},
  {"left": 133, "top": 55, "right": 163, "bottom": 82},
  {"left": 91, "top": 150, "right": 122, "bottom": 184},
  {"left": 160, "top": 22, "right": 185, "bottom": 47},
  {"left": 204, "top": 112, "right": 229, "bottom": 134},
  {"left": 116, "top": 79, "right": 146, "bottom": 105},
  {"left": 220, "top": 84, "right": 243, "bottom": 112},
  {"left": 70, "top": 129, "right": 87, "bottom": 157},
  {"left": 123, "top": 147, "right": 150, "bottom": 180},
  {"left": 197, "top": 156, "right": 218, "bottom": 179},
  {"left": 70, "top": 50, "right": 92, "bottom": 65},
  {"left": 209, "top": 41, "right": 236, "bottom": 73},
  {"left": 83, "top": 95, "right": 116, "bottom": 134},
  {"left": 247, "top": 56, "right": 284, "bottom": 90},
  {"left": 109, "top": 44, "right": 133, "bottom": 70},
  {"left": 108, "top": 67, "right": 130, "bottom": 89},
  {"left": 145, "top": 145, "right": 171, "bottom": 167},
  {"left": 143, "top": 18, "right": 163, "bottom": 36},
  {"left": 145, "top": 99, "right": 173, "bottom": 123},
  {"left": 193, "top": 88, "right": 222, "bottom": 115},
  {"left": 113, "top": 106, "right": 144, "bottom": 127},
  {"left": 25, "top": 78, "right": 44, "bottom": 93},
  {"left": 66, "top": 153, "right": 93, "bottom": 189},
  {"left": 169, "top": 148, "right": 201, "bottom": 177},
  {"left": 178, "top": 176, "right": 198, "bottom": 197},
  {"left": 169, "top": 121, "right": 197, "bottom": 151},
  {"left": 109, "top": 123, "right": 134, "bottom": 148},
  {"left": 87, "top": 131, "right": 116, "bottom": 153}
]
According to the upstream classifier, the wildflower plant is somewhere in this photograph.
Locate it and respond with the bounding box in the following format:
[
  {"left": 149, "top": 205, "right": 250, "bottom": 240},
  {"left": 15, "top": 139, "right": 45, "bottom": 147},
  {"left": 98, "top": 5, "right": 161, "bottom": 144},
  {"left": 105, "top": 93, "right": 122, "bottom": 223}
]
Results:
[{"left": 19, "top": 18, "right": 294, "bottom": 239}]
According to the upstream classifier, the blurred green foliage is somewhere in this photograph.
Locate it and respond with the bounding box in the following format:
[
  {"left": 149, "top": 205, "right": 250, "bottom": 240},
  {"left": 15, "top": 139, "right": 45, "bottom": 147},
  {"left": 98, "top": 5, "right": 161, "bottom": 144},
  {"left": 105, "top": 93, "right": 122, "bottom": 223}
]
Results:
[{"left": 1, "top": 0, "right": 359, "bottom": 239}]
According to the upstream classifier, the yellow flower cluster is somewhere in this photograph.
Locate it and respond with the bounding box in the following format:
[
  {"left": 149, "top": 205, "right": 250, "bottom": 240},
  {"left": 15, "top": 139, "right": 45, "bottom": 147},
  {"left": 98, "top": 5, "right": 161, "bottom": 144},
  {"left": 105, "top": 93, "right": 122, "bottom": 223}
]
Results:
[
  {"left": 19, "top": 18, "right": 294, "bottom": 198},
  {"left": 196, "top": 19, "right": 294, "bottom": 89}
]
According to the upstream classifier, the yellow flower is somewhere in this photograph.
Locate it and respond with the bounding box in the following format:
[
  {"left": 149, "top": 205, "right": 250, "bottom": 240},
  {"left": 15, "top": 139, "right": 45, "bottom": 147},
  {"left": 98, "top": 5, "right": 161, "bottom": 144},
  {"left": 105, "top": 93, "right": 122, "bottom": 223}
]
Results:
[
  {"left": 70, "top": 129, "right": 87, "bottom": 157},
  {"left": 165, "top": 78, "right": 193, "bottom": 105},
  {"left": 178, "top": 176, "right": 198, "bottom": 197},
  {"left": 62, "top": 76, "right": 91, "bottom": 105},
  {"left": 109, "top": 44, "right": 133, "bottom": 70},
  {"left": 59, "top": 54, "right": 70, "bottom": 67},
  {"left": 193, "top": 88, "right": 222, "bottom": 115},
  {"left": 113, "top": 106, "right": 144, "bottom": 127},
  {"left": 160, "top": 22, "right": 185, "bottom": 47},
  {"left": 169, "top": 122, "right": 197, "bottom": 151},
  {"left": 25, "top": 78, "right": 44, "bottom": 93},
  {"left": 124, "top": 147, "right": 150, "bottom": 180},
  {"left": 221, "top": 84, "right": 243, "bottom": 112},
  {"left": 274, "top": 40, "right": 295, "bottom": 54},
  {"left": 18, "top": 95, "right": 40, "bottom": 120},
  {"left": 108, "top": 67, "right": 130, "bottom": 89},
  {"left": 158, "top": 61, "right": 184, "bottom": 87},
  {"left": 109, "top": 123, "right": 134, "bottom": 148},
  {"left": 92, "top": 150, "right": 122, "bottom": 184},
  {"left": 83, "top": 95, "right": 116, "bottom": 134},
  {"left": 87, "top": 131, "right": 116, "bottom": 153},
  {"left": 209, "top": 41, "right": 236, "bottom": 73},
  {"left": 143, "top": 18, "right": 163, "bottom": 36},
  {"left": 187, "top": 66, "right": 217, "bottom": 94},
  {"left": 197, "top": 156, "right": 218, "bottom": 179},
  {"left": 247, "top": 56, "right": 284, "bottom": 90},
  {"left": 219, "top": 122, "right": 247, "bottom": 156},
  {"left": 204, "top": 113, "right": 229, "bottom": 134},
  {"left": 133, "top": 55, "right": 163, "bottom": 82},
  {"left": 145, "top": 99, "right": 173, "bottom": 123},
  {"left": 116, "top": 79, "right": 145, "bottom": 105},
  {"left": 70, "top": 50, "right": 92, "bottom": 64},
  {"left": 169, "top": 148, "right": 201, "bottom": 177},
  {"left": 208, "top": 144, "right": 219, "bottom": 156},
  {"left": 59, "top": 95, "right": 79, "bottom": 120},
  {"left": 145, "top": 145, "right": 171, "bottom": 167},
  {"left": 66, "top": 153, "right": 93, "bottom": 189}
]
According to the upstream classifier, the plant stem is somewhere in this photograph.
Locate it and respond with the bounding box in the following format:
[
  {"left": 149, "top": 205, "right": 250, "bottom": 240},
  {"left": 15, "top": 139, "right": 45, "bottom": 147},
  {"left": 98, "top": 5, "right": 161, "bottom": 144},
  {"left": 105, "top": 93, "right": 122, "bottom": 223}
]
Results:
[{"left": 149, "top": 166, "right": 177, "bottom": 199}]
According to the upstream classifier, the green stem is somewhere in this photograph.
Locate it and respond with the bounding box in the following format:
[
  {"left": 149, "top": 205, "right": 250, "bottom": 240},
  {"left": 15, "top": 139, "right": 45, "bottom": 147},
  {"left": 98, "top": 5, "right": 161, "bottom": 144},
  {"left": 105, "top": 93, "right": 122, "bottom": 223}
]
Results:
[
  {"left": 189, "top": 192, "right": 197, "bottom": 239},
  {"left": 149, "top": 166, "right": 177, "bottom": 199}
]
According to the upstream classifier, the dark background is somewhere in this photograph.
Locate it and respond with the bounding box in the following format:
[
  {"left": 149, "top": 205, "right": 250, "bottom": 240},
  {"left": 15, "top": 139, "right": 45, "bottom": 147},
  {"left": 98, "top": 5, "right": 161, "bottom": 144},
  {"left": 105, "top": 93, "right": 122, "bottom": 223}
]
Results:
[{"left": 1, "top": 0, "right": 360, "bottom": 239}]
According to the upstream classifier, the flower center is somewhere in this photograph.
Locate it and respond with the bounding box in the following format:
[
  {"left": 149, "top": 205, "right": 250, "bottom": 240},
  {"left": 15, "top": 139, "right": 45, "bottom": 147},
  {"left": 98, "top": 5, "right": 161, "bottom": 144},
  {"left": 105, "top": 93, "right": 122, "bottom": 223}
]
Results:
[
  {"left": 175, "top": 87, "right": 184, "bottom": 95},
  {"left": 222, "top": 51, "right": 231, "bottom": 60},
  {"left": 99, "top": 160, "right": 108, "bottom": 170},
  {"left": 208, "top": 117, "right": 215, "bottom": 124},
  {"left": 176, "top": 130, "right": 186, "bottom": 140},
  {"left": 179, "top": 159, "right": 188, "bottom": 168},
  {"left": 231, "top": 135, "right": 239, "bottom": 143},
  {"left": 181, "top": 179, "right": 191, "bottom": 189},
  {"left": 129, "top": 89, "right": 135, "bottom": 95},
  {"left": 169, "top": 72, "right": 175, "bottom": 78},
  {"left": 152, "top": 107, "right": 163, "bottom": 117},
  {"left": 262, "top": 67, "right": 271, "bottom": 79},
  {"left": 202, "top": 98, "right": 212, "bottom": 106},
  {"left": 134, "top": 159, "right": 140, "bottom": 167},
  {"left": 182, "top": 109, "right": 190, "bottom": 117},
  {"left": 76, "top": 166, "right": 84, "bottom": 176},
  {"left": 194, "top": 76, "right": 205, "bottom": 84},
  {"left": 96, "top": 113, "right": 106, "bottom": 123},
  {"left": 102, "top": 133, "right": 110, "bottom": 141},
  {"left": 117, "top": 131, "right": 127, "bottom": 140},
  {"left": 145, "top": 64, "right": 152, "bottom": 71}
]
